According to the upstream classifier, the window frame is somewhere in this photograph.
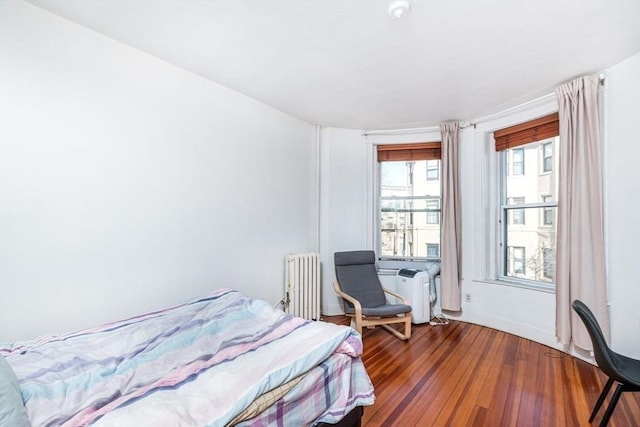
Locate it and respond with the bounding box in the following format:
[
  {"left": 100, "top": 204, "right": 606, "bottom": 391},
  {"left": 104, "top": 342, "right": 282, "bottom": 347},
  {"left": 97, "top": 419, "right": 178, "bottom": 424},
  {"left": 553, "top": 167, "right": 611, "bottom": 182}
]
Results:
[
  {"left": 369, "top": 135, "right": 444, "bottom": 270},
  {"left": 492, "top": 111, "right": 559, "bottom": 292}
]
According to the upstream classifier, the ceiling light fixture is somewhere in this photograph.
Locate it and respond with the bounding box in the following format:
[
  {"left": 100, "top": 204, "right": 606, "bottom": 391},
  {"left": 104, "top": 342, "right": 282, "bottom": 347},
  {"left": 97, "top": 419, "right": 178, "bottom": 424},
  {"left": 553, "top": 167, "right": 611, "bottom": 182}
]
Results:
[{"left": 388, "top": 0, "right": 411, "bottom": 19}]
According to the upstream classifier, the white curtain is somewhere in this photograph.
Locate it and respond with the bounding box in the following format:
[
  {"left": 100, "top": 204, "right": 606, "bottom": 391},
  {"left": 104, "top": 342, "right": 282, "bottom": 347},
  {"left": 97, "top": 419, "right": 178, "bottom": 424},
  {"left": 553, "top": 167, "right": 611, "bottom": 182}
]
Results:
[
  {"left": 555, "top": 74, "right": 609, "bottom": 349},
  {"left": 440, "top": 122, "right": 462, "bottom": 311}
]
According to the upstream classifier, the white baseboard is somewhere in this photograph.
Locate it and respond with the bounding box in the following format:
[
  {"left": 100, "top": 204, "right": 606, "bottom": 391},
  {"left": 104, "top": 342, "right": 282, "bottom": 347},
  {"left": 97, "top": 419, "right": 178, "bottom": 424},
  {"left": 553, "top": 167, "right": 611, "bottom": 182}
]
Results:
[
  {"left": 451, "top": 311, "right": 595, "bottom": 365},
  {"left": 322, "top": 303, "right": 344, "bottom": 317}
]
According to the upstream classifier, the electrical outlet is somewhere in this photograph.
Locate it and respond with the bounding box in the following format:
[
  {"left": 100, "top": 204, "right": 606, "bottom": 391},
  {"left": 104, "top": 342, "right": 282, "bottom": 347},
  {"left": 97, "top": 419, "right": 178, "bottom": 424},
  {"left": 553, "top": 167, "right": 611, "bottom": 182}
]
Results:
[{"left": 464, "top": 293, "right": 471, "bottom": 302}]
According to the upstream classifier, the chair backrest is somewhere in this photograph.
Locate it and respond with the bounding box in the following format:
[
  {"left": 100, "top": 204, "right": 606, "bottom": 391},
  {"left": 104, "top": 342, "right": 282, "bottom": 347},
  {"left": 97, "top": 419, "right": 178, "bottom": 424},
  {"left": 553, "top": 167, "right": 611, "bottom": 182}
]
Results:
[
  {"left": 571, "top": 300, "right": 625, "bottom": 382},
  {"left": 334, "top": 251, "right": 386, "bottom": 310}
]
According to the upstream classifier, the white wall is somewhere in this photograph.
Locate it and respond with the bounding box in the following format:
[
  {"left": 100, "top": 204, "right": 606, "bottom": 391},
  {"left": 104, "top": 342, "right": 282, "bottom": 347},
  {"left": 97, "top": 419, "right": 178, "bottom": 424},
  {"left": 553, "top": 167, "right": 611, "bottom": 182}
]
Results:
[
  {"left": 0, "top": 1, "right": 318, "bottom": 340},
  {"left": 605, "top": 52, "right": 640, "bottom": 359},
  {"left": 319, "top": 127, "right": 368, "bottom": 315}
]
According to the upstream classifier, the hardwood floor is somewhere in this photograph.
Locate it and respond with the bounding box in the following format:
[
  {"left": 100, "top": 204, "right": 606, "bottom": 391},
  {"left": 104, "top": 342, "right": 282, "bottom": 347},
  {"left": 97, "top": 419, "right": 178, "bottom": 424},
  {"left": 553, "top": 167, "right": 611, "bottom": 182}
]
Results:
[{"left": 323, "top": 316, "right": 640, "bottom": 427}]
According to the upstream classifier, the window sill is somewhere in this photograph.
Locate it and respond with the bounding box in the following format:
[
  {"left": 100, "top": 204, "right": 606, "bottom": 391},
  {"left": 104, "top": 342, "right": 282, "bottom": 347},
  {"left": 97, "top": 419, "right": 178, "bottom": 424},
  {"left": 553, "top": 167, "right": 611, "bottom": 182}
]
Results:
[
  {"left": 378, "top": 268, "right": 400, "bottom": 276},
  {"left": 378, "top": 259, "right": 441, "bottom": 273},
  {"left": 473, "top": 278, "right": 555, "bottom": 294}
]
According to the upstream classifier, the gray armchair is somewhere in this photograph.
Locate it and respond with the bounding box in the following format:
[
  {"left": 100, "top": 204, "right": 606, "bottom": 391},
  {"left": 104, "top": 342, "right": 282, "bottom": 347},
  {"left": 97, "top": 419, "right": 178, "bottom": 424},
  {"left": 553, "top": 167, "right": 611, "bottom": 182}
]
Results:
[{"left": 333, "top": 250, "right": 412, "bottom": 340}]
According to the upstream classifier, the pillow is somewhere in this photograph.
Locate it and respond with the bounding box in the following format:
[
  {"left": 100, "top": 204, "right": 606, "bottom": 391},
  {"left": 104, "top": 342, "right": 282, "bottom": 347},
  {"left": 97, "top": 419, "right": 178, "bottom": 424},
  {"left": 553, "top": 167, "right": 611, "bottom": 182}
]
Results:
[{"left": 0, "top": 354, "right": 31, "bottom": 427}]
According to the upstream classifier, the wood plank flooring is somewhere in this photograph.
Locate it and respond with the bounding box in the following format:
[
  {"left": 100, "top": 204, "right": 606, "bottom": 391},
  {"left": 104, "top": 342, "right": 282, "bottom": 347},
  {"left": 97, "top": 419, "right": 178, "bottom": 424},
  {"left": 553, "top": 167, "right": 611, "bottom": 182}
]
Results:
[{"left": 323, "top": 316, "right": 640, "bottom": 427}]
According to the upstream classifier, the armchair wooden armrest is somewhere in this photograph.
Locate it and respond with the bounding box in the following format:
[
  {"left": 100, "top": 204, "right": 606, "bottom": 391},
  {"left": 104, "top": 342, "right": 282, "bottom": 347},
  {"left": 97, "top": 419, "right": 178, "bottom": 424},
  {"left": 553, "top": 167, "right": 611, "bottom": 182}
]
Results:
[
  {"left": 333, "top": 281, "right": 362, "bottom": 321},
  {"left": 382, "top": 287, "right": 410, "bottom": 305}
]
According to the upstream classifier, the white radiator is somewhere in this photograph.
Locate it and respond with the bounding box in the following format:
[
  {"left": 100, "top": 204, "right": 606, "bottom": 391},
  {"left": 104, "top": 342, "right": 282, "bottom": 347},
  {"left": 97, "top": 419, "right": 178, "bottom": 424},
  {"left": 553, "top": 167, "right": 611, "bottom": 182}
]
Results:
[{"left": 285, "top": 253, "right": 321, "bottom": 320}]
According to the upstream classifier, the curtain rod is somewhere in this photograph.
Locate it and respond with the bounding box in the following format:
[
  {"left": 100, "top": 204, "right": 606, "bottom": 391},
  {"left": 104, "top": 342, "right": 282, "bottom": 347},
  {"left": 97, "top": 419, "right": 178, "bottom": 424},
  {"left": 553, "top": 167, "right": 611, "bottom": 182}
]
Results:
[
  {"left": 364, "top": 71, "right": 607, "bottom": 135},
  {"left": 363, "top": 125, "right": 440, "bottom": 136},
  {"left": 460, "top": 93, "right": 555, "bottom": 129},
  {"left": 362, "top": 93, "right": 557, "bottom": 136},
  {"left": 463, "top": 72, "right": 607, "bottom": 128}
]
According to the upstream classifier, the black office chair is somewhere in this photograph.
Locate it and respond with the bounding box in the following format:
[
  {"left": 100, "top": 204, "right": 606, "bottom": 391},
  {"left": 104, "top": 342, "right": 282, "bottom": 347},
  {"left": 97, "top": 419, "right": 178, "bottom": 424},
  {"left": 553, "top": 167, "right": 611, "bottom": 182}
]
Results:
[
  {"left": 334, "top": 250, "right": 412, "bottom": 340},
  {"left": 572, "top": 300, "right": 640, "bottom": 426}
]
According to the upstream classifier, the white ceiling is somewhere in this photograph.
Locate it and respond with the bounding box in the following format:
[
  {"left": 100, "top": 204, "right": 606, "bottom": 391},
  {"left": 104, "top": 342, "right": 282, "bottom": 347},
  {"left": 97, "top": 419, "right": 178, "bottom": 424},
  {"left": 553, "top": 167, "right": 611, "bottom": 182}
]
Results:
[{"left": 28, "top": 0, "right": 640, "bottom": 130}]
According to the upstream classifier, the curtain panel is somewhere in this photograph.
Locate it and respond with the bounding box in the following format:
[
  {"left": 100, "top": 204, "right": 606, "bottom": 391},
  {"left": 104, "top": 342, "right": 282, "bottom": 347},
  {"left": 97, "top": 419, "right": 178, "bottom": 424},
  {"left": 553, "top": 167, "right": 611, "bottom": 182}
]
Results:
[
  {"left": 555, "top": 74, "right": 610, "bottom": 350},
  {"left": 440, "top": 122, "right": 462, "bottom": 311}
]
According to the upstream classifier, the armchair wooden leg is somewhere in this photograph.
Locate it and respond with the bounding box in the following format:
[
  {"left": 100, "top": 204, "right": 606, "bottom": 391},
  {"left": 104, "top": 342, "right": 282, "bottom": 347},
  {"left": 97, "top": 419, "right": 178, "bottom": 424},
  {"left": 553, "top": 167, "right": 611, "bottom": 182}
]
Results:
[
  {"left": 378, "top": 316, "right": 411, "bottom": 340},
  {"left": 354, "top": 317, "right": 363, "bottom": 335},
  {"left": 380, "top": 324, "right": 407, "bottom": 340},
  {"left": 404, "top": 316, "right": 411, "bottom": 340}
]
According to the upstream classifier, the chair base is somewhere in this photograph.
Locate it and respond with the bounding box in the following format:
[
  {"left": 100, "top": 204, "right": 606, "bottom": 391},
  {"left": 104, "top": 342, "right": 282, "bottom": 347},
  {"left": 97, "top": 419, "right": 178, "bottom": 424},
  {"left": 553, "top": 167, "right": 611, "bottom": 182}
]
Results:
[
  {"left": 589, "top": 378, "right": 640, "bottom": 427},
  {"left": 348, "top": 314, "right": 411, "bottom": 340},
  {"left": 380, "top": 323, "right": 411, "bottom": 340},
  {"left": 333, "top": 281, "right": 412, "bottom": 341}
]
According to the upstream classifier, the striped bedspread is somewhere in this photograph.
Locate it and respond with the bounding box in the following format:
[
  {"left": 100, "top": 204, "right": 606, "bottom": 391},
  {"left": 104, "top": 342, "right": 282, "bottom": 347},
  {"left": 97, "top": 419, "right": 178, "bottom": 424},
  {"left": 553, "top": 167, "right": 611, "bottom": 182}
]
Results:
[{"left": 1, "top": 289, "right": 374, "bottom": 426}]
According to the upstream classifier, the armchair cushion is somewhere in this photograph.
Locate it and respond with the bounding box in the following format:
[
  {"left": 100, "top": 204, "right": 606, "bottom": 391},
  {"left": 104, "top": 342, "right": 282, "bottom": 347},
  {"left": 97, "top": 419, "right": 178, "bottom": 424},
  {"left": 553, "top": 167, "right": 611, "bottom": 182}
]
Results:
[{"left": 345, "top": 303, "right": 412, "bottom": 317}]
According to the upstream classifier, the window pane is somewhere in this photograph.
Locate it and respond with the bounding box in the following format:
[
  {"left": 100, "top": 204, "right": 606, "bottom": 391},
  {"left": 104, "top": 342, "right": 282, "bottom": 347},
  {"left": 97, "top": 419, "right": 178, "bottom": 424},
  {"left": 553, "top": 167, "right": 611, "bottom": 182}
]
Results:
[
  {"left": 380, "top": 160, "right": 441, "bottom": 259},
  {"left": 504, "top": 206, "right": 556, "bottom": 283},
  {"left": 500, "top": 134, "right": 558, "bottom": 287},
  {"left": 505, "top": 138, "right": 558, "bottom": 202}
]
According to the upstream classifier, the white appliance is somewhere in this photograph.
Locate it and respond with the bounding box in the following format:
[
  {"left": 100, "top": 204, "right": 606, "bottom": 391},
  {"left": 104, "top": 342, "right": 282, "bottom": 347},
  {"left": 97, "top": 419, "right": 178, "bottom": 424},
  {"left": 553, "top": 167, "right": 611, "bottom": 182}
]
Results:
[{"left": 395, "top": 263, "right": 441, "bottom": 324}]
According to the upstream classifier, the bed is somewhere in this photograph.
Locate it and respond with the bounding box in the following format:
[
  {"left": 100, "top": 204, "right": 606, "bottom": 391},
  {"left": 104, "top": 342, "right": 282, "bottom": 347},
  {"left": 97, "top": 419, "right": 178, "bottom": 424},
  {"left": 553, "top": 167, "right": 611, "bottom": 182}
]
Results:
[{"left": 0, "top": 288, "right": 374, "bottom": 426}]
